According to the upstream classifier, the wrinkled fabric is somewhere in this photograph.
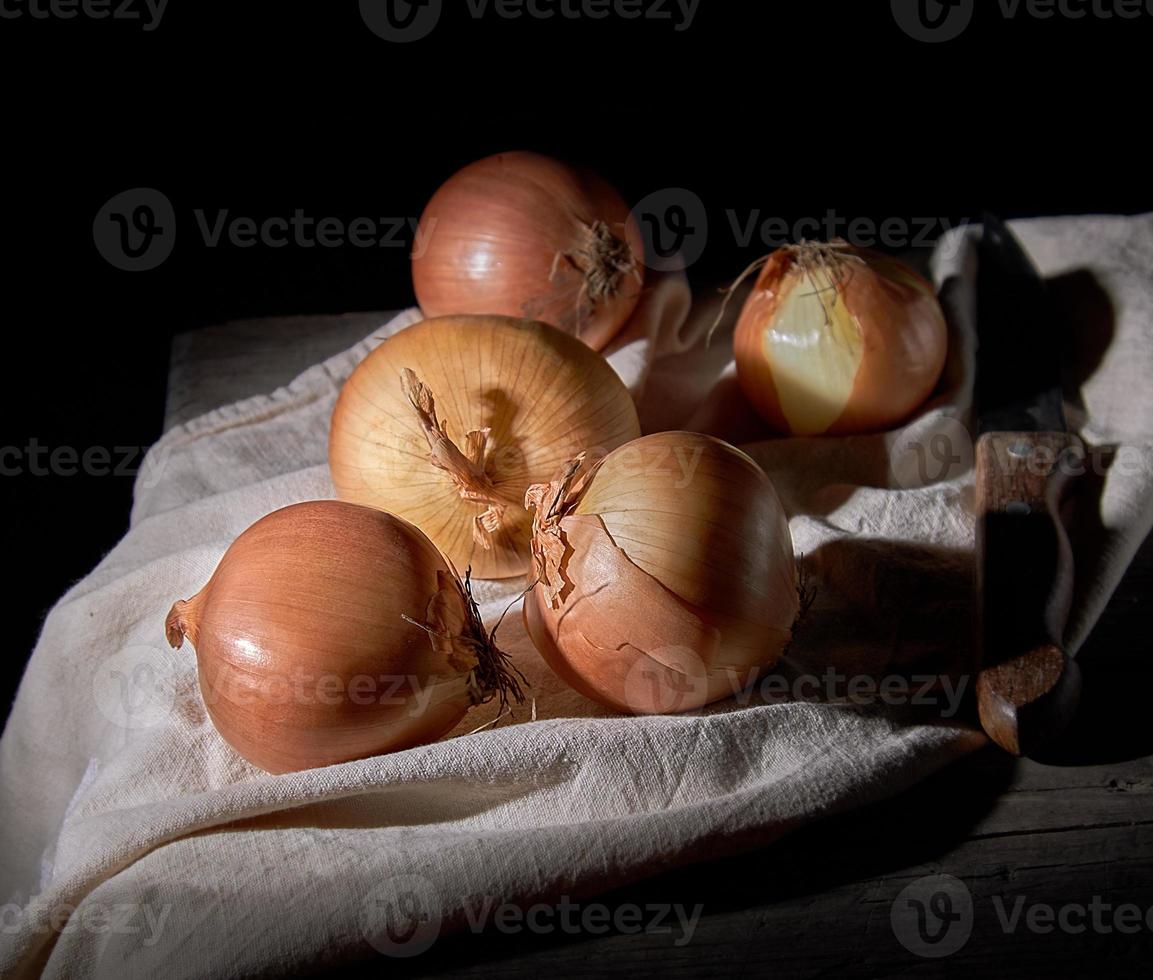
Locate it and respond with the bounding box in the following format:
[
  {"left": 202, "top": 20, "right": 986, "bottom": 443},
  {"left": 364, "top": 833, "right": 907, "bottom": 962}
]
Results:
[{"left": 2, "top": 215, "right": 1150, "bottom": 978}]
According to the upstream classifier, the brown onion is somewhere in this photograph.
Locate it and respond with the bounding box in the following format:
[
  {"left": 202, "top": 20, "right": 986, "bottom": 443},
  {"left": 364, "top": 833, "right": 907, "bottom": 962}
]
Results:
[
  {"left": 165, "top": 501, "right": 523, "bottom": 774},
  {"left": 412, "top": 151, "right": 645, "bottom": 351},
  {"left": 523, "top": 432, "right": 798, "bottom": 715},
  {"left": 329, "top": 314, "right": 640, "bottom": 580},
  {"left": 731, "top": 241, "right": 948, "bottom": 435}
]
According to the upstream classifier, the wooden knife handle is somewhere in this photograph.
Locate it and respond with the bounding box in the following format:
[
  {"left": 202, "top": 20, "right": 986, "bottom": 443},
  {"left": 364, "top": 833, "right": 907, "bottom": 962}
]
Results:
[{"left": 975, "top": 431, "right": 1084, "bottom": 756}]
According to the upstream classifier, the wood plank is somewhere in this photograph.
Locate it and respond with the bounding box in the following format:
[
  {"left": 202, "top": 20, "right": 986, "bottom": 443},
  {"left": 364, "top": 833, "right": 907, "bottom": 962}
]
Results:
[{"left": 164, "top": 312, "right": 392, "bottom": 430}]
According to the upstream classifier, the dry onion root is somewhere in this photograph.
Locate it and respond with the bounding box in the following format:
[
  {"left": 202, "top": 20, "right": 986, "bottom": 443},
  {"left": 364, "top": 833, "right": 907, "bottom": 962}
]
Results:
[
  {"left": 329, "top": 314, "right": 641, "bottom": 579},
  {"left": 523, "top": 432, "right": 799, "bottom": 714},
  {"left": 165, "top": 501, "right": 525, "bottom": 774},
  {"left": 730, "top": 241, "right": 948, "bottom": 435},
  {"left": 412, "top": 151, "right": 645, "bottom": 351}
]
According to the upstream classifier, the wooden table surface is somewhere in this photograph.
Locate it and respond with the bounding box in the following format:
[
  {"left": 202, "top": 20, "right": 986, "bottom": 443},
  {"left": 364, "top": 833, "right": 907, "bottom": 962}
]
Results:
[{"left": 167, "top": 319, "right": 1153, "bottom": 979}]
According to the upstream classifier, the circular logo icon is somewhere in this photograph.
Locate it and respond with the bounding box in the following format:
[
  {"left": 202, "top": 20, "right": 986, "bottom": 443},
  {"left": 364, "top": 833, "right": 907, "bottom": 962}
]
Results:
[
  {"left": 620, "top": 646, "right": 711, "bottom": 715},
  {"left": 361, "top": 874, "right": 442, "bottom": 958},
  {"left": 92, "top": 644, "right": 179, "bottom": 731},
  {"left": 889, "top": 415, "right": 974, "bottom": 490},
  {"left": 92, "top": 188, "right": 176, "bottom": 272},
  {"left": 890, "top": 0, "right": 974, "bottom": 43},
  {"left": 360, "top": 0, "right": 443, "bottom": 43},
  {"left": 631, "top": 188, "right": 709, "bottom": 273},
  {"left": 891, "top": 874, "right": 974, "bottom": 958}
]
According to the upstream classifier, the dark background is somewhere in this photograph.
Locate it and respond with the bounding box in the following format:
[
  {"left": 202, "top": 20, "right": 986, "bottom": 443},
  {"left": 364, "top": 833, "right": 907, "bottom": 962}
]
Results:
[{"left": 1, "top": 0, "right": 1148, "bottom": 718}]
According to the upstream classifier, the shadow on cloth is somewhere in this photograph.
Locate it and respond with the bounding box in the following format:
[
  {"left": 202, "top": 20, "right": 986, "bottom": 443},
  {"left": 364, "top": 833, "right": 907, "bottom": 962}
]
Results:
[
  {"left": 203, "top": 762, "right": 579, "bottom": 833},
  {"left": 790, "top": 538, "right": 975, "bottom": 698},
  {"left": 324, "top": 748, "right": 1014, "bottom": 979}
]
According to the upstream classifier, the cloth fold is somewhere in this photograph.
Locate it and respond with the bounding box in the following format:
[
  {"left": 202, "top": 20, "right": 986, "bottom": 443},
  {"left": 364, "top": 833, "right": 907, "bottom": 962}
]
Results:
[{"left": 2, "top": 215, "right": 1150, "bottom": 979}]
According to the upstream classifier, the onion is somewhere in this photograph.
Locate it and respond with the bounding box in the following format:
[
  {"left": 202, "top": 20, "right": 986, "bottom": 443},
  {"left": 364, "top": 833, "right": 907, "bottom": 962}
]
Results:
[
  {"left": 523, "top": 432, "right": 798, "bottom": 714},
  {"left": 165, "top": 501, "right": 524, "bottom": 774},
  {"left": 329, "top": 314, "right": 640, "bottom": 580},
  {"left": 412, "top": 151, "right": 645, "bottom": 351},
  {"left": 731, "top": 241, "right": 948, "bottom": 435}
]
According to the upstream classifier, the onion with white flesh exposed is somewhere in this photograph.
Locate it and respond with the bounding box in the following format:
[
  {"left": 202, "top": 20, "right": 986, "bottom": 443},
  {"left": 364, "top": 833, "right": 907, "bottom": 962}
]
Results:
[{"left": 731, "top": 241, "right": 948, "bottom": 436}]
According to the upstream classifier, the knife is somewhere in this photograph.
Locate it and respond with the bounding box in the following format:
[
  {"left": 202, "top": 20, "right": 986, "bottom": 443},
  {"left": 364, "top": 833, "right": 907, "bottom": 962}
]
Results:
[{"left": 973, "top": 214, "right": 1083, "bottom": 756}]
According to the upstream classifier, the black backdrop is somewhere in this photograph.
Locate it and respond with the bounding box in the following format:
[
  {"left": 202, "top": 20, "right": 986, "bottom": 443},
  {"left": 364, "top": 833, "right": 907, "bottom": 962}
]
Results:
[{"left": 1, "top": 0, "right": 1148, "bottom": 718}]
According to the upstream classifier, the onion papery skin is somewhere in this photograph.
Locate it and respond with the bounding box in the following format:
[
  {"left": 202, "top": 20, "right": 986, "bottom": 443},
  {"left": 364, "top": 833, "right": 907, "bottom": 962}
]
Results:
[
  {"left": 165, "top": 501, "right": 489, "bottom": 774},
  {"left": 523, "top": 432, "right": 799, "bottom": 715},
  {"left": 412, "top": 151, "right": 645, "bottom": 351},
  {"left": 733, "top": 244, "right": 948, "bottom": 436},
  {"left": 329, "top": 315, "right": 641, "bottom": 580}
]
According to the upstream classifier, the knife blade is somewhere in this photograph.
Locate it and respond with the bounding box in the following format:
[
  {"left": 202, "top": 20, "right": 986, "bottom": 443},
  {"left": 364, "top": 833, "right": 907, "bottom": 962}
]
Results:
[{"left": 973, "top": 213, "right": 1083, "bottom": 756}]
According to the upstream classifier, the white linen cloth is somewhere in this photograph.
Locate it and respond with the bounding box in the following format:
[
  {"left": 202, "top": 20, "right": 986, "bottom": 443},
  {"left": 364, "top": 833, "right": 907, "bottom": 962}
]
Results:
[{"left": 2, "top": 215, "right": 1150, "bottom": 978}]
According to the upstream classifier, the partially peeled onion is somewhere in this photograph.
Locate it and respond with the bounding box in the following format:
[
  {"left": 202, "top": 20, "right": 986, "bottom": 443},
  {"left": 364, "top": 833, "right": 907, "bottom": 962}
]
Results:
[
  {"left": 165, "top": 501, "right": 523, "bottom": 774},
  {"left": 732, "top": 242, "right": 948, "bottom": 435},
  {"left": 523, "top": 432, "right": 799, "bottom": 714},
  {"left": 412, "top": 151, "right": 645, "bottom": 351}
]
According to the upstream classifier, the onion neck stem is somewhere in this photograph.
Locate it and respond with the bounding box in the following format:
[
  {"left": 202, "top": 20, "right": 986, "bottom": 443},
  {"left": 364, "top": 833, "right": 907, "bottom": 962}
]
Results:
[{"left": 401, "top": 368, "right": 516, "bottom": 550}]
